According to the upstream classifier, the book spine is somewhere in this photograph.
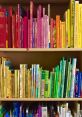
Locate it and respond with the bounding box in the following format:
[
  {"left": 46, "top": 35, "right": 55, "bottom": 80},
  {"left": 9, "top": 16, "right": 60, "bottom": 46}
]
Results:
[
  {"left": 30, "top": 1, "right": 33, "bottom": 48},
  {"left": 0, "top": 8, "right": 6, "bottom": 48},
  {"left": 17, "top": 4, "right": 21, "bottom": 48},
  {"left": 74, "top": 1, "right": 79, "bottom": 48},
  {"left": 70, "top": 58, "right": 77, "bottom": 98},
  {"left": 8, "top": 7, "right": 12, "bottom": 48},
  {"left": 12, "top": 15, "right": 16, "bottom": 48},
  {"left": 67, "top": 9, "right": 71, "bottom": 48},
  {"left": 56, "top": 15, "right": 60, "bottom": 48},
  {"left": 23, "top": 17, "right": 28, "bottom": 48},
  {"left": 28, "top": 19, "right": 30, "bottom": 48},
  {"left": 70, "top": 0, "right": 75, "bottom": 47}
]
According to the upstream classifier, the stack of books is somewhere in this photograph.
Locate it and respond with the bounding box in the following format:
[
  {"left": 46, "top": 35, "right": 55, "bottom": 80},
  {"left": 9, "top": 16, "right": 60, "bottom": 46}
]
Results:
[
  {"left": 0, "top": 0, "right": 82, "bottom": 48},
  {"left": 0, "top": 57, "right": 82, "bottom": 98},
  {"left": 0, "top": 102, "right": 81, "bottom": 117}
]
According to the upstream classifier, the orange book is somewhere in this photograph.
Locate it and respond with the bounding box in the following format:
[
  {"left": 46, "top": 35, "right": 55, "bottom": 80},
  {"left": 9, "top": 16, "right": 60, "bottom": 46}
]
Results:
[
  {"left": 60, "top": 20, "right": 62, "bottom": 48},
  {"left": 56, "top": 15, "right": 60, "bottom": 48}
]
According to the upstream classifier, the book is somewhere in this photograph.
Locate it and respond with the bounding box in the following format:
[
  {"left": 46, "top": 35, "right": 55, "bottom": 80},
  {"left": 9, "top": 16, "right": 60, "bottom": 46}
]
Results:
[{"left": 0, "top": 8, "right": 6, "bottom": 48}]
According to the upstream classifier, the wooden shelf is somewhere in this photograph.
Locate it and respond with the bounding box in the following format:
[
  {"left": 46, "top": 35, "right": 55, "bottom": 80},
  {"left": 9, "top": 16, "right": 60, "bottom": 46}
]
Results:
[
  {"left": 28, "top": 48, "right": 82, "bottom": 52},
  {"left": 0, "top": 98, "right": 82, "bottom": 101},
  {"left": 0, "top": 48, "right": 82, "bottom": 52},
  {"left": 0, "top": 0, "right": 69, "bottom": 5}
]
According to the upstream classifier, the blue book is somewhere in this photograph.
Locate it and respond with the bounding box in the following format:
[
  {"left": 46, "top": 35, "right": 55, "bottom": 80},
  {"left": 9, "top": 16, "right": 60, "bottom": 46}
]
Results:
[
  {"left": 75, "top": 71, "right": 79, "bottom": 97},
  {"left": 4, "top": 112, "right": 10, "bottom": 117},
  {"left": 78, "top": 72, "right": 81, "bottom": 97}
]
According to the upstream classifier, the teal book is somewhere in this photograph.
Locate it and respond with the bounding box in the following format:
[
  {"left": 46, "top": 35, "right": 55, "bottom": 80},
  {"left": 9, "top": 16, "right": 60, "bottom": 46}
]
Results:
[
  {"left": 66, "top": 59, "right": 72, "bottom": 97},
  {"left": 63, "top": 59, "right": 69, "bottom": 98},
  {"left": 70, "top": 58, "right": 77, "bottom": 97},
  {"left": 61, "top": 58, "right": 66, "bottom": 98}
]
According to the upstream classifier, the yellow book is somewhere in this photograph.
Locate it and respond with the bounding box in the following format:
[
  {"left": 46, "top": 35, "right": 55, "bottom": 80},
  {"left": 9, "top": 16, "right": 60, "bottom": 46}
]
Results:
[
  {"left": 70, "top": 0, "right": 75, "bottom": 47},
  {"left": 74, "top": 1, "right": 79, "bottom": 48},
  {"left": 78, "top": 3, "right": 81, "bottom": 48},
  {"left": 61, "top": 22, "right": 66, "bottom": 48},
  {"left": 7, "top": 69, "right": 12, "bottom": 98},
  {"left": 23, "top": 64, "right": 27, "bottom": 98},
  {"left": 65, "top": 10, "right": 68, "bottom": 48},
  {"left": 17, "top": 70, "right": 20, "bottom": 98},
  {"left": 67, "top": 9, "right": 71, "bottom": 48},
  {"left": 79, "top": 4, "right": 82, "bottom": 48},
  {"left": 20, "top": 64, "right": 23, "bottom": 98},
  {"left": 27, "top": 69, "right": 31, "bottom": 98},
  {"left": 15, "top": 70, "right": 18, "bottom": 98}
]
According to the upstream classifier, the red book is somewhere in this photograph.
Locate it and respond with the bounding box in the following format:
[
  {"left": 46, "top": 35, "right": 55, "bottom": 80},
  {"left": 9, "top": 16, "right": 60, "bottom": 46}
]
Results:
[
  {"left": 15, "top": 11, "right": 18, "bottom": 48},
  {"left": 23, "top": 16, "right": 28, "bottom": 48},
  {"left": 8, "top": 6, "right": 12, "bottom": 48},
  {"left": 0, "top": 8, "right": 6, "bottom": 48},
  {"left": 28, "top": 19, "right": 30, "bottom": 48},
  {"left": 17, "top": 4, "right": 21, "bottom": 48},
  {"left": 12, "top": 15, "right": 16, "bottom": 48}
]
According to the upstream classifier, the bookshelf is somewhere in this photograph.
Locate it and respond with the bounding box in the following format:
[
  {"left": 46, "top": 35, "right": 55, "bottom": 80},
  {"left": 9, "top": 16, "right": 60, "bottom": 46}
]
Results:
[{"left": 0, "top": 0, "right": 82, "bottom": 116}]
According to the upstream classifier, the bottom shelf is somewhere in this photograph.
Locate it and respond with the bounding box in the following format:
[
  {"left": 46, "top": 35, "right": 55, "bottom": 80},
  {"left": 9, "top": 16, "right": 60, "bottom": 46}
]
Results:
[{"left": 0, "top": 98, "right": 82, "bottom": 101}]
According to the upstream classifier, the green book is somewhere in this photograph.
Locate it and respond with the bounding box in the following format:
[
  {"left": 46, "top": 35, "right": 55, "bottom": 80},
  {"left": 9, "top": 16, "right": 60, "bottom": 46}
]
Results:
[
  {"left": 61, "top": 58, "right": 66, "bottom": 98},
  {"left": 0, "top": 105, "right": 3, "bottom": 117},
  {"left": 54, "top": 65, "right": 59, "bottom": 98},
  {"left": 44, "top": 70, "right": 49, "bottom": 98},
  {"left": 50, "top": 72, "right": 55, "bottom": 98}
]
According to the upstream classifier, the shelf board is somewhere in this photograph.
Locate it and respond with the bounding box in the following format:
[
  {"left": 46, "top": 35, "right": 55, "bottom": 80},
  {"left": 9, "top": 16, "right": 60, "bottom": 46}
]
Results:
[
  {"left": 28, "top": 48, "right": 82, "bottom": 52},
  {"left": 0, "top": 48, "right": 82, "bottom": 52},
  {"left": 0, "top": 0, "right": 69, "bottom": 5},
  {"left": 0, "top": 48, "right": 28, "bottom": 52},
  {"left": 0, "top": 98, "right": 82, "bottom": 101}
]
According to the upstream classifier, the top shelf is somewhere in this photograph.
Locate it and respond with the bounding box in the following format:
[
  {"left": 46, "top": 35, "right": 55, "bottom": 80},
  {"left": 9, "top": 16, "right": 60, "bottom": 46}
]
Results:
[
  {"left": 0, "top": 0, "right": 69, "bottom": 5},
  {"left": 0, "top": 48, "right": 82, "bottom": 52}
]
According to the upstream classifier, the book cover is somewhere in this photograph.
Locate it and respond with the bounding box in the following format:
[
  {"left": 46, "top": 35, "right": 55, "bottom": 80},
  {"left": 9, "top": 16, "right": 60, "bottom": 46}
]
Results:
[
  {"left": 56, "top": 15, "right": 60, "bottom": 48},
  {"left": 0, "top": 8, "right": 6, "bottom": 48},
  {"left": 23, "top": 16, "right": 28, "bottom": 48},
  {"left": 70, "top": 0, "right": 75, "bottom": 47}
]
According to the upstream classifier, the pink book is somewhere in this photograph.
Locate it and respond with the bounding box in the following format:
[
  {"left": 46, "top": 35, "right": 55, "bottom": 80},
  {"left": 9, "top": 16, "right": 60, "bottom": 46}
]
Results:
[
  {"left": 23, "top": 16, "right": 28, "bottom": 48},
  {"left": 34, "top": 18, "right": 37, "bottom": 48},
  {"left": 0, "top": 8, "right": 6, "bottom": 48},
  {"left": 37, "top": 5, "right": 42, "bottom": 48},
  {"left": 43, "top": 8, "right": 45, "bottom": 48},
  {"left": 28, "top": 19, "right": 30, "bottom": 48},
  {"left": 30, "top": 1, "right": 33, "bottom": 48},
  {"left": 17, "top": 4, "right": 21, "bottom": 48}
]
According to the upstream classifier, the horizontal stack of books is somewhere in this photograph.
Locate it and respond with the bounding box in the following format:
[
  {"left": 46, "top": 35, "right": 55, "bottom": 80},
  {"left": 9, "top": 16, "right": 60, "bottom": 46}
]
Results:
[
  {"left": 0, "top": 0, "right": 82, "bottom": 48},
  {"left": 0, "top": 102, "right": 81, "bottom": 117},
  {"left": 0, "top": 57, "right": 82, "bottom": 98}
]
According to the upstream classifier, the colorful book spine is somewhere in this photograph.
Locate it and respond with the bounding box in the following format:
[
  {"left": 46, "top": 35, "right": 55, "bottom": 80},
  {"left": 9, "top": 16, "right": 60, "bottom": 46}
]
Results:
[
  {"left": 70, "top": 58, "right": 77, "bottom": 97},
  {"left": 56, "top": 15, "right": 60, "bottom": 48},
  {"left": 70, "top": 0, "right": 75, "bottom": 47},
  {"left": 0, "top": 8, "right": 6, "bottom": 48}
]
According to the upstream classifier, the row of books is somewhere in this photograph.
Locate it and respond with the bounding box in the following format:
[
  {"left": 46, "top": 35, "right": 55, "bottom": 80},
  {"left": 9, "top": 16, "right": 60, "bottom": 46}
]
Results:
[
  {"left": 0, "top": 102, "right": 81, "bottom": 117},
  {"left": 0, "top": 57, "right": 82, "bottom": 98},
  {"left": 0, "top": 0, "right": 82, "bottom": 48}
]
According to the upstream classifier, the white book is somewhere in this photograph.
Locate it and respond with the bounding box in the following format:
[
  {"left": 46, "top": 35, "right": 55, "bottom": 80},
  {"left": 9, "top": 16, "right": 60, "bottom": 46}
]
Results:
[{"left": 42, "top": 107, "right": 48, "bottom": 117}]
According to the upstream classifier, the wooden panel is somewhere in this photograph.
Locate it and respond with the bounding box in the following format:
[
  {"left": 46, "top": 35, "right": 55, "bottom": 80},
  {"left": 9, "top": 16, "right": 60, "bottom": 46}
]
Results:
[
  {"left": 0, "top": 98, "right": 82, "bottom": 101},
  {"left": 0, "top": 0, "right": 69, "bottom": 5},
  {"left": 0, "top": 51, "right": 80, "bottom": 70}
]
